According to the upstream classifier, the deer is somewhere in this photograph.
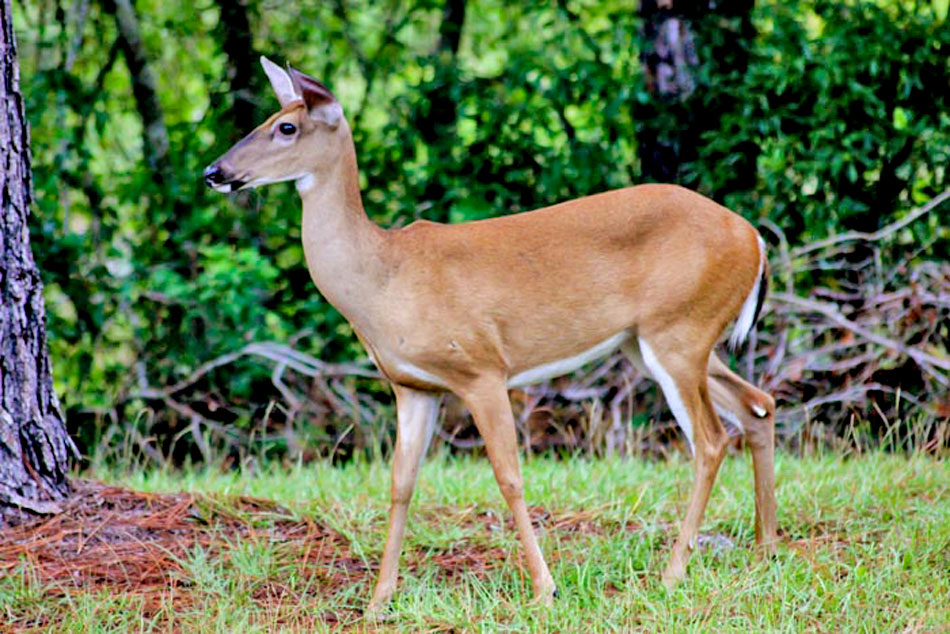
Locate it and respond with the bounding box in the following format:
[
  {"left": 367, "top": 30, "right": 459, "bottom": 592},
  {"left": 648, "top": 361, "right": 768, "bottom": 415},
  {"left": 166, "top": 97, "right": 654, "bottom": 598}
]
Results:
[{"left": 204, "top": 57, "right": 779, "bottom": 614}]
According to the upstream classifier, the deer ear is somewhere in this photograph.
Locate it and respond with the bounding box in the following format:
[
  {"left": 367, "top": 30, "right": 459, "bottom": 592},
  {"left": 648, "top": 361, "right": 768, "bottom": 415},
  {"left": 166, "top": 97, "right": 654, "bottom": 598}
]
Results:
[
  {"left": 260, "top": 56, "right": 301, "bottom": 107},
  {"left": 287, "top": 66, "right": 343, "bottom": 128}
]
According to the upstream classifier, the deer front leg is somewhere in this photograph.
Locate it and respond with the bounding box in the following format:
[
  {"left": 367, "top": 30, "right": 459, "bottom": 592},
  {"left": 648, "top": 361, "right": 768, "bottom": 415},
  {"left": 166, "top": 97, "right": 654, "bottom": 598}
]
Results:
[
  {"left": 461, "top": 378, "right": 557, "bottom": 605},
  {"left": 367, "top": 386, "right": 441, "bottom": 615}
]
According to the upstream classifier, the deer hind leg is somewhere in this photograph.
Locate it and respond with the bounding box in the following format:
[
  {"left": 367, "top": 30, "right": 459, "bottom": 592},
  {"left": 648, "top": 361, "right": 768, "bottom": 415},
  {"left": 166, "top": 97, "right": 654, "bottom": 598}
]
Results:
[
  {"left": 460, "top": 377, "right": 557, "bottom": 604},
  {"left": 367, "top": 385, "right": 442, "bottom": 614},
  {"left": 627, "top": 335, "right": 730, "bottom": 587},
  {"left": 707, "top": 353, "right": 778, "bottom": 553}
]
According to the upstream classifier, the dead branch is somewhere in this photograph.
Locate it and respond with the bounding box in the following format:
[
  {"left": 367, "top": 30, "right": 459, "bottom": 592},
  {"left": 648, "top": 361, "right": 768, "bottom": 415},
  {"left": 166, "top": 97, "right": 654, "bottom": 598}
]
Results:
[
  {"left": 788, "top": 189, "right": 950, "bottom": 259},
  {"left": 772, "top": 292, "right": 950, "bottom": 375}
]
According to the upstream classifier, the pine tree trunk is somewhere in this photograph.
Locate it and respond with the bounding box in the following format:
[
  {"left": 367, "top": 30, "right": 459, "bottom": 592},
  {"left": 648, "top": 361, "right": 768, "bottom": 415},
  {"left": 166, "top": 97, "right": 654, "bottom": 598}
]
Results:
[{"left": 0, "top": 0, "right": 76, "bottom": 525}]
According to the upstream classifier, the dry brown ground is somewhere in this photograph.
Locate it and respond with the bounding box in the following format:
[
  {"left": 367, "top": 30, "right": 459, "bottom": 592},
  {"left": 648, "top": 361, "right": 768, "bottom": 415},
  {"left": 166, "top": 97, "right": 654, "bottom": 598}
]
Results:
[{"left": 0, "top": 480, "right": 621, "bottom": 632}]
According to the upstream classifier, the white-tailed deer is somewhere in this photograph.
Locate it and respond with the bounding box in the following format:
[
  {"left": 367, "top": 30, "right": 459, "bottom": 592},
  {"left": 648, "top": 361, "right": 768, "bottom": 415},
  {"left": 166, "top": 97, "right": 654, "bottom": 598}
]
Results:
[{"left": 204, "top": 57, "right": 778, "bottom": 613}]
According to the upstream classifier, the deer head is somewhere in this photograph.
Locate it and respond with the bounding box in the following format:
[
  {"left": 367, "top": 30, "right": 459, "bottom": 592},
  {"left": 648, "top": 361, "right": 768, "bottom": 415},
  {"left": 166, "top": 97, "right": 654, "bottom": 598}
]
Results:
[{"left": 203, "top": 57, "right": 346, "bottom": 193}]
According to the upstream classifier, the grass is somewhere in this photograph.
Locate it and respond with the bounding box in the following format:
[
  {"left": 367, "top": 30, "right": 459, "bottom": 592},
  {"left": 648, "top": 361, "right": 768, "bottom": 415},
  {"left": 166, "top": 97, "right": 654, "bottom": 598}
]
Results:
[{"left": 2, "top": 450, "right": 949, "bottom": 633}]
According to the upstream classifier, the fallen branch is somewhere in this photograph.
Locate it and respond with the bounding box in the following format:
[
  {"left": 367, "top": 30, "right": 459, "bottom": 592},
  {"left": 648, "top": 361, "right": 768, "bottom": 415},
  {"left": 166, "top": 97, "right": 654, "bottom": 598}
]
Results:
[
  {"left": 772, "top": 292, "right": 950, "bottom": 375},
  {"left": 788, "top": 188, "right": 950, "bottom": 259}
]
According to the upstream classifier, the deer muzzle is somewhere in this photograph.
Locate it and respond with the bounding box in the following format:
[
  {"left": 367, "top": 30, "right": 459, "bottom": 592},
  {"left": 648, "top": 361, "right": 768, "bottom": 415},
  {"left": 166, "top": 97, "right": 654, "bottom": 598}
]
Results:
[{"left": 203, "top": 163, "right": 246, "bottom": 193}]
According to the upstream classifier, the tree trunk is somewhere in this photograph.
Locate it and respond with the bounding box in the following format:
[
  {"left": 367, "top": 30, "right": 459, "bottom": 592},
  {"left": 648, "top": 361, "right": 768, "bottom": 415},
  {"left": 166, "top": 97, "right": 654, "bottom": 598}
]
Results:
[
  {"left": 1, "top": 0, "right": 76, "bottom": 525},
  {"left": 215, "top": 0, "right": 260, "bottom": 136},
  {"left": 635, "top": 0, "right": 756, "bottom": 189},
  {"left": 419, "top": 0, "right": 466, "bottom": 219},
  {"left": 101, "top": 0, "right": 171, "bottom": 185}
]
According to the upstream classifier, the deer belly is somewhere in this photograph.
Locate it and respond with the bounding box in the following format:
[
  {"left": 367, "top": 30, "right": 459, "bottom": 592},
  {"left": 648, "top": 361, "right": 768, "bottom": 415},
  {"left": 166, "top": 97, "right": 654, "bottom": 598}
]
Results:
[{"left": 507, "top": 331, "right": 630, "bottom": 388}]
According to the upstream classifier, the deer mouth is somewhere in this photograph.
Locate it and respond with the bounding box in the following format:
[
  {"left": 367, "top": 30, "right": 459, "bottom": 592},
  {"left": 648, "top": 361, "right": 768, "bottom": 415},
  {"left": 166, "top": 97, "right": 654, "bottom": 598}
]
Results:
[
  {"left": 218, "top": 179, "right": 246, "bottom": 193},
  {"left": 203, "top": 164, "right": 246, "bottom": 193}
]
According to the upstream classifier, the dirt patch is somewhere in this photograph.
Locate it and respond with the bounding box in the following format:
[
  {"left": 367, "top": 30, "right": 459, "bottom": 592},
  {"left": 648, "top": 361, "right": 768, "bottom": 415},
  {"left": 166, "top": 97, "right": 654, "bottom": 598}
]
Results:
[
  {"left": 0, "top": 480, "right": 360, "bottom": 589},
  {"left": 0, "top": 480, "right": 369, "bottom": 631},
  {"left": 1, "top": 483, "right": 640, "bottom": 632}
]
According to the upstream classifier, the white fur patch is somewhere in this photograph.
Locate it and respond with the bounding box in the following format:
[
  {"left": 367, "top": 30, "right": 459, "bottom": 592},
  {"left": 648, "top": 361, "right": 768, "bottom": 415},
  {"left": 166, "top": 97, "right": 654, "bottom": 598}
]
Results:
[
  {"left": 312, "top": 102, "right": 343, "bottom": 128},
  {"left": 395, "top": 361, "right": 450, "bottom": 389},
  {"left": 507, "top": 332, "right": 630, "bottom": 388},
  {"left": 397, "top": 392, "right": 441, "bottom": 468},
  {"left": 423, "top": 395, "right": 440, "bottom": 442},
  {"left": 730, "top": 235, "right": 766, "bottom": 350},
  {"left": 295, "top": 174, "right": 316, "bottom": 193},
  {"left": 639, "top": 337, "right": 694, "bottom": 453},
  {"left": 223, "top": 173, "right": 311, "bottom": 193}
]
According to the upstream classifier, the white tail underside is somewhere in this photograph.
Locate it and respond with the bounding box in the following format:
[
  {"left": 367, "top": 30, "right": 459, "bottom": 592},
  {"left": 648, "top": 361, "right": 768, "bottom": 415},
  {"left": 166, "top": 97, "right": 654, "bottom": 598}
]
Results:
[{"left": 729, "top": 235, "right": 766, "bottom": 350}]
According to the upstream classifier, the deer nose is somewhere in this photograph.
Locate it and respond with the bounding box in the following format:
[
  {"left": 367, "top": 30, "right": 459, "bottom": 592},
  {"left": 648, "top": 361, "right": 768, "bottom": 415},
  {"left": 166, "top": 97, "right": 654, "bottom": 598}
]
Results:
[{"left": 203, "top": 164, "right": 226, "bottom": 188}]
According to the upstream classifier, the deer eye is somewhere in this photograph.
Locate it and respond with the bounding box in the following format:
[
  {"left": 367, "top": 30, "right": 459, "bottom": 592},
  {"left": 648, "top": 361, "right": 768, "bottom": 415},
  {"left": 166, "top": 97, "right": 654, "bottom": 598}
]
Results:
[{"left": 278, "top": 123, "right": 297, "bottom": 136}]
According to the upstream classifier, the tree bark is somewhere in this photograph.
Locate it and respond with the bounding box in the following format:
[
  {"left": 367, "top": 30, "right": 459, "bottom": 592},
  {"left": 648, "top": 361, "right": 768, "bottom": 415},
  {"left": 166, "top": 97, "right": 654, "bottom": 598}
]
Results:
[
  {"left": 215, "top": 0, "right": 259, "bottom": 136},
  {"left": 635, "top": 0, "right": 756, "bottom": 189},
  {"left": 1, "top": 0, "right": 76, "bottom": 525},
  {"left": 419, "top": 0, "right": 466, "bottom": 219}
]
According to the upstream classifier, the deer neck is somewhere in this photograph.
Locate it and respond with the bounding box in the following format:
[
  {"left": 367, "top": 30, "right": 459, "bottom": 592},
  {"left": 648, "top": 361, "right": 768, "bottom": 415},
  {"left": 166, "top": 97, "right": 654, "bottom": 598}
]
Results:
[{"left": 297, "top": 134, "right": 388, "bottom": 331}]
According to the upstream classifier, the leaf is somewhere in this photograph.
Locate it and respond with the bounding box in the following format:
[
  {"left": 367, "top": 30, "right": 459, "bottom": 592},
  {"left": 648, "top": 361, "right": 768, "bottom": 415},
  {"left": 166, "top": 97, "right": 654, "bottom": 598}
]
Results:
[
  {"left": 934, "top": 0, "right": 949, "bottom": 23},
  {"left": 892, "top": 106, "right": 909, "bottom": 131}
]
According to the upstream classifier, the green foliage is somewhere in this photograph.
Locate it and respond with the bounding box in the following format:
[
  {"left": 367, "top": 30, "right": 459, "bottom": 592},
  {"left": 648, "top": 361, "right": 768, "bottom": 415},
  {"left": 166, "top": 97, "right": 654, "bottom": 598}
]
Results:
[
  {"left": 696, "top": 1, "right": 950, "bottom": 245},
  {"left": 13, "top": 0, "right": 950, "bottom": 461}
]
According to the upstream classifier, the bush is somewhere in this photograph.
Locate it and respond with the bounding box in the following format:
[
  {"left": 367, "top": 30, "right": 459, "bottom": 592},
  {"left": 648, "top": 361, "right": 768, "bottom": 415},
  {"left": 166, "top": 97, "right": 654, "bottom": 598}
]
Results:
[{"left": 17, "top": 0, "right": 949, "bottom": 463}]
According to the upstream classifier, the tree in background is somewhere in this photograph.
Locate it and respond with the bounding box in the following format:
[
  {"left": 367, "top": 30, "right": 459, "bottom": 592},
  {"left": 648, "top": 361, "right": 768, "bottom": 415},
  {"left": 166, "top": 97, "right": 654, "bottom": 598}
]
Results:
[
  {"left": 11, "top": 0, "right": 950, "bottom": 463},
  {"left": 416, "top": 0, "right": 467, "bottom": 220},
  {"left": 636, "top": 0, "right": 756, "bottom": 189},
  {"left": 214, "top": 0, "right": 262, "bottom": 137},
  {"left": 0, "top": 0, "right": 75, "bottom": 523}
]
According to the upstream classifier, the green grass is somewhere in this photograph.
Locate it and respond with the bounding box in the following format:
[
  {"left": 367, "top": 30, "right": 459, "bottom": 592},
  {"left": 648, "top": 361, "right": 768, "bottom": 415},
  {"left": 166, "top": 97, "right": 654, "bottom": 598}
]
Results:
[{"left": 3, "top": 451, "right": 950, "bottom": 632}]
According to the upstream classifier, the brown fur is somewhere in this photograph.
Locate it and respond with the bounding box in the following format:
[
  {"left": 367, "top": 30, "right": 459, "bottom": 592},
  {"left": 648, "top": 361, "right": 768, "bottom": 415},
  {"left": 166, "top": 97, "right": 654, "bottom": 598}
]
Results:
[{"left": 206, "top": 62, "right": 779, "bottom": 612}]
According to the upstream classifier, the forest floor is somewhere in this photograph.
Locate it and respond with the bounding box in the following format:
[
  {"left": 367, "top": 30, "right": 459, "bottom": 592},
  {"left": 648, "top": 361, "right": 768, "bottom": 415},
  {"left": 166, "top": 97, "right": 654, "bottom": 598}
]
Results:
[{"left": 1, "top": 452, "right": 949, "bottom": 633}]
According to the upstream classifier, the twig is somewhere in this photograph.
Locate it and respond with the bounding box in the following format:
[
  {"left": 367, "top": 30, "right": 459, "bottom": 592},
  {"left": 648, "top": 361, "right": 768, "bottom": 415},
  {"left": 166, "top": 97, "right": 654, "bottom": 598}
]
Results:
[
  {"left": 436, "top": 426, "right": 485, "bottom": 449},
  {"left": 153, "top": 342, "right": 380, "bottom": 397},
  {"left": 789, "top": 189, "right": 950, "bottom": 259},
  {"left": 772, "top": 292, "right": 950, "bottom": 373}
]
